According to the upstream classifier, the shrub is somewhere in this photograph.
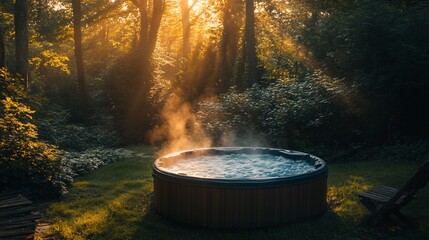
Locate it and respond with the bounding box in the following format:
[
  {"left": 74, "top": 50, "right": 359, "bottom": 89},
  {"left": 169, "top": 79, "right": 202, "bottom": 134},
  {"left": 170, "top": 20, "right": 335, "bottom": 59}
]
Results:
[
  {"left": 0, "top": 68, "right": 67, "bottom": 197},
  {"left": 61, "top": 147, "right": 120, "bottom": 177},
  {"left": 37, "top": 107, "right": 120, "bottom": 151},
  {"left": 197, "top": 70, "right": 358, "bottom": 148}
]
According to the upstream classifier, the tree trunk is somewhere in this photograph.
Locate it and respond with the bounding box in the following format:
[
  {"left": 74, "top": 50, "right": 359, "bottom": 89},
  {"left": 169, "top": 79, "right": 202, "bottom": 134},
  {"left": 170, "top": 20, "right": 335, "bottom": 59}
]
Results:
[
  {"left": 72, "top": 0, "right": 90, "bottom": 119},
  {"left": 0, "top": 30, "right": 5, "bottom": 68},
  {"left": 147, "top": 0, "right": 164, "bottom": 58},
  {"left": 180, "top": 0, "right": 190, "bottom": 60},
  {"left": 138, "top": 0, "right": 148, "bottom": 54},
  {"left": 244, "top": 0, "right": 257, "bottom": 87},
  {"left": 14, "top": 0, "right": 29, "bottom": 89},
  {"left": 124, "top": 0, "right": 165, "bottom": 141},
  {"left": 218, "top": 0, "right": 241, "bottom": 93}
]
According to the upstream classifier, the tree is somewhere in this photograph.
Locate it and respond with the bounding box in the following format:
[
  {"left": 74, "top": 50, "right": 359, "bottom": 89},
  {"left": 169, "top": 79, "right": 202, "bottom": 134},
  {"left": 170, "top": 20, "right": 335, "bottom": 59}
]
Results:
[
  {"left": 14, "top": 0, "right": 29, "bottom": 89},
  {"left": 107, "top": 0, "right": 166, "bottom": 141},
  {"left": 72, "top": 0, "right": 90, "bottom": 119},
  {"left": 243, "top": 0, "right": 257, "bottom": 87},
  {"left": 180, "top": 0, "right": 191, "bottom": 60},
  {"left": 216, "top": 0, "right": 242, "bottom": 93}
]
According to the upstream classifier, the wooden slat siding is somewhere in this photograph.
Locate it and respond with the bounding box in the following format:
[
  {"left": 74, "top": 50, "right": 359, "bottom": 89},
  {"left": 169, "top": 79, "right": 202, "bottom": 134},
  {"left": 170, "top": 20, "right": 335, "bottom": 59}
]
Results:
[
  {"left": 301, "top": 182, "right": 308, "bottom": 219},
  {"left": 232, "top": 189, "right": 240, "bottom": 227},
  {"left": 282, "top": 186, "right": 290, "bottom": 224},
  {"left": 307, "top": 181, "right": 314, "bottom": 219},
  {"left": 255, "top": 189, "right": 265, "bottom": 227},
  {"left": 220, "top": 188, "right": 227, "bottom": 227},
  {"left": 180, "top": 183, "right": 186, "bottom": 223},
  {"left": 185, "top": 184, "right": 192, "bottom": 224},
  {"left": 266, "top": 188, "right": 273, "bottom": 226},
  {"left": 296, "top": 183, "right": 303, "bottom": 220},
  {"left": 193, "top": 186, "right": 199, "bottom": 225},
  {"left": 206, "top": 187, "right": 213, "bottom": 227},
  {"left": 291, "top": 185, "right": 299, "bottom": 223},
  {"left": 211, "top": 188, "right": 220, "bottom": 228},
  {"left": 243, "top": 189, "right": 251, "bottom": 227},
  {"left": 153, "top": 174, "right": 327, "bottom": 228},
  {"left": 200, "top": 186, "right": 207, "bottom": 227},
  {"left": 274, "top": 188, "right": 282, "bottom": 224},
  {"left": 220, "top": 188, "right": 227, "bottom": 228},
  {"left": 307, "top": 181, "right": 314, "bottom": 218},
  {"left": 250, "top": 188, "right": 258, "bottom": 227},
  {"left": 186, "top": 184, "right": 193, "bottom": 225},
  {"left": 174, "top": 182, "right": 180, "bottom": 221}
]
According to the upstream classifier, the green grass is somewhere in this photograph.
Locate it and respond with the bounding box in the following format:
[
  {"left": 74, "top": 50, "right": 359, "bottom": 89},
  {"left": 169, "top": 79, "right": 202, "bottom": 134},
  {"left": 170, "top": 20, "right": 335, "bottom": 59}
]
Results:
[{"left": 41, "top": 145, "right": 429, "bottom": 240}]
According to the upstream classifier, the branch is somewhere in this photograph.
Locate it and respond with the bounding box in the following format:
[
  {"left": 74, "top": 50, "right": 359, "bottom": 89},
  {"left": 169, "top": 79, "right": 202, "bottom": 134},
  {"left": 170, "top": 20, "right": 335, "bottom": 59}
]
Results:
[
  {"left": 130, "top": 0, "right": 140, "bottom": 8},
  {"left": 83, "top": 0, "right": 125, "bottom": 25}
]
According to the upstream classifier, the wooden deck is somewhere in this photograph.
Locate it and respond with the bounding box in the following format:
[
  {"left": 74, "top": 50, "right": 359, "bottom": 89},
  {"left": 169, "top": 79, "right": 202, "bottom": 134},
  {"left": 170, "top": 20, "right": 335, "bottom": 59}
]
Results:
[{"left": 0, "top": 191, "right": 41, "bottom": 240}]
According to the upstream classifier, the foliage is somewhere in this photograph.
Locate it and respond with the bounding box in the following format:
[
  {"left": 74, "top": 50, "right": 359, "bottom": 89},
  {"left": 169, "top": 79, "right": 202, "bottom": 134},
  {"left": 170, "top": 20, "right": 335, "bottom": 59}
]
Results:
[
  {"left": 61, "top": 147, "right": 121, "bottom": 177},
  {"left": 37, "top": 104, "right": 119, "bottom": 151},
  {"left": 297, "top": 0, "right": 429, "bottom": 141},
  {"left": 0, "top": 69, "right": 67, "bottom": 196},
  {"left": 198, "top": 70, "right": 358, "bottom": 148}
]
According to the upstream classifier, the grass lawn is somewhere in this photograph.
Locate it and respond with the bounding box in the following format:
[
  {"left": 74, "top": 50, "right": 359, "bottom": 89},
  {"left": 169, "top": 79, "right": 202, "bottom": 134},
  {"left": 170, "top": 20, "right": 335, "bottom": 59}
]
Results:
[{"left": 40, "top": 145, "right": 429, "bottom": 240}]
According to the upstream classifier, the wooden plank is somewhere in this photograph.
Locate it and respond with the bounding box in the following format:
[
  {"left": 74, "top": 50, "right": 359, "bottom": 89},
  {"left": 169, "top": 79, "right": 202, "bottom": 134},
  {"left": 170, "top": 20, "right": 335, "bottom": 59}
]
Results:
[
  {"left": 0, "top": 214, "right": 41, "bottom": 226},
  {"left": 359, "top": 191, "right": 392, "bottom": 203},
  {"left": 0, "top": 192, "right": 22, "bottom": 201},
  {"left": 274, "top": 187, "right": 282, "bottom": 225},
  {"left": 211, "top": 188, "right": 220, "bottom": 227},
  {"left": 290, "top": 185, "right": 298, "bottom": 222},
  {"left": 0, "top": 228, "right": 35, "bottom": 238},
  {"left": 371, "top": 185, "right": 398, "bottom": 194},
  {"left": 0, "top": 196, "right": 28, "bottom": 205},
  {"left": 0, "top": 200, "right": 32, "bottom": 210},
  {"left": 1, "top": 221, "right": 36, "bottom": 231},
  {"left": 224, "top": 189, "right": 233, "bottom": 227},
  {"left": 0, "top": 206, "right": 35, "bottom": 218},
  {"left": 201, "top": 186, "right": 207, "bottom": 227},
  {"left": 256, "top": 189, "right": 264, "bottom": 227}
]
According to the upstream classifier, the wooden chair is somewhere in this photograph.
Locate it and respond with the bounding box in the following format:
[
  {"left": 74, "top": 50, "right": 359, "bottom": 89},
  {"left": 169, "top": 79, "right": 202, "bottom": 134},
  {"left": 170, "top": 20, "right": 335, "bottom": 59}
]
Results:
[{"left": 358, "top": 160, "right": 429, "bottom": 227}]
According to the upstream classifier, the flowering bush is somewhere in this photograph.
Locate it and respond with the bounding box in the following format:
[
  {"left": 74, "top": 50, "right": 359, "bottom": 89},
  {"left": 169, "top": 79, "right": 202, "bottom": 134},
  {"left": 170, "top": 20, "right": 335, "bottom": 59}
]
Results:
[
  {"left": 61, "top": 148, "right": 120, "bottom": 177},
  {"left": 197, "top": 71, "right": 357, "bottom": 148}
]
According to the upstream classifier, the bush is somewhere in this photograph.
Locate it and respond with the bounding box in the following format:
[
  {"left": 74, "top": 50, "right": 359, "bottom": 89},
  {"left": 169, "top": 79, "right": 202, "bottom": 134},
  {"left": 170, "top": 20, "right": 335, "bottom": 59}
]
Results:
[
  {"left": 0, "top": 68, "right": 67, "bottom": 197},
  {"left": 197, "top": 70, "right": 359, "bottom": 148},
  {"left": 37, "top": 106, "right": 120, "bottom": 151},
  {"left": 61, "top": 147, "right": 120, "bottom": 177}
]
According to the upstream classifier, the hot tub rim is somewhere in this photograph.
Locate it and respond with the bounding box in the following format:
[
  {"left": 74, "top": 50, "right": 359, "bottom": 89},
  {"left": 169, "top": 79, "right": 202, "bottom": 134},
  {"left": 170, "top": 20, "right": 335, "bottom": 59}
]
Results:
[{"left": 152, "top": 147, "right": 328, "bottom": 188}]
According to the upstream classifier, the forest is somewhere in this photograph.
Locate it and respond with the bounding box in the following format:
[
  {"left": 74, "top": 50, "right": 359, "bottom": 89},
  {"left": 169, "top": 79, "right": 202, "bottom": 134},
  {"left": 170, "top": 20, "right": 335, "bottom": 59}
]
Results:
[{"left": 0, "top": 0, "right": 429, "bottom": 238}]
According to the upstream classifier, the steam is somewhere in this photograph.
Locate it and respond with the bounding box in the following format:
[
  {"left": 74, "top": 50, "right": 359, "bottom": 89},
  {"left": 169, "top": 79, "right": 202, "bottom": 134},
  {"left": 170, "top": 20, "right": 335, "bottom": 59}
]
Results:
[
  {"left": 149, "top": 94, "right": 270, "bottom": 157},
  {"left": 149, "top": 96, "right": 212, "bottom": 156}
]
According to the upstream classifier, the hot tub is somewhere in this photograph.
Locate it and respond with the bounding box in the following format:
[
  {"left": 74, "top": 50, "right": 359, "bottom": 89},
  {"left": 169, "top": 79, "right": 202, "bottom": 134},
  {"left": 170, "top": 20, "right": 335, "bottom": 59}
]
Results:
[{"left": 152, "top": 147, "right": 327, "bottom": 228}]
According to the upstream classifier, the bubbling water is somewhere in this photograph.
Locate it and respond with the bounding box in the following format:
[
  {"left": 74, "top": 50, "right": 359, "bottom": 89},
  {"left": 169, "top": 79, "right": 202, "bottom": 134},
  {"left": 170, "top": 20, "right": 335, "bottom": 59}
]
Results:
[{"left": 160, "top": 153, "right": 316, "bottom": 179}]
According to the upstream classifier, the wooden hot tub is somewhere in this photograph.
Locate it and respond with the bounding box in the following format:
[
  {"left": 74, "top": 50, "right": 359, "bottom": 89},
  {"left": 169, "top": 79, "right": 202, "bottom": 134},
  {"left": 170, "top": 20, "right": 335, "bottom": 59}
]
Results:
[{"left": 152, "top": 147, "right": 328, "bottom": 228}]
